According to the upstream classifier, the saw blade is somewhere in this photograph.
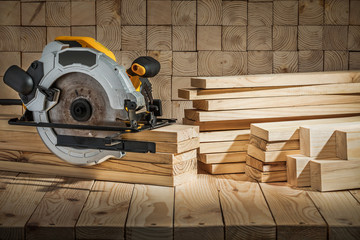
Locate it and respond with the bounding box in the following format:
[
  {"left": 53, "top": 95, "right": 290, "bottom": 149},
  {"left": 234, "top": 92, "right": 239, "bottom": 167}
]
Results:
[{"left": 48, "top": 72, "right": 125, "bottom": 138}]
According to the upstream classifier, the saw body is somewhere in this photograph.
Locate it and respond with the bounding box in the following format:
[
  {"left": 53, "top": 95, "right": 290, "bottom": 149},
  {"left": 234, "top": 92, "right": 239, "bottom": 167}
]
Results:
[{"left": 3, "top": 37, "right": 174, "bottom": 166}]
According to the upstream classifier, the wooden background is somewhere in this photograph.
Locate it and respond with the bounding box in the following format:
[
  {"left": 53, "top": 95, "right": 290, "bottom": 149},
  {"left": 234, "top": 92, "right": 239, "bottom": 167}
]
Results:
[{"left": 0, "top": 0, "right": 359, "bottom": 121}]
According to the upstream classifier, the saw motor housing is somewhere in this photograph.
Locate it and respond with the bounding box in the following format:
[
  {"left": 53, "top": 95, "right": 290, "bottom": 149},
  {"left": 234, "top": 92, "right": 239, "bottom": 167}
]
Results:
[{"left": 3, "top": 37, "right": 173, "bottom": 166}]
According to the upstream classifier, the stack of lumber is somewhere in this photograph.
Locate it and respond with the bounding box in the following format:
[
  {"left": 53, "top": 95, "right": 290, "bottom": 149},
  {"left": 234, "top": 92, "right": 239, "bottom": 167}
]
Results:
[
  {"left": 0, "top": 115, "right": 200, "bottom": 187},
  {"left": 287, "top": 121, "right": 360, "bottom": 192},
  {"left": 179, "top": 71, "right": 360, "bottom": 175}
]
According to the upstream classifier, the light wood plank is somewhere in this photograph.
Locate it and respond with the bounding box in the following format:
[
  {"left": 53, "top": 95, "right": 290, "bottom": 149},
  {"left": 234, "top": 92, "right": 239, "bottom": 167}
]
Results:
[
  {"left": 260, "top": 182, "right": 327, "bottom": 239},
  {"left": 199, "top": 152, "right": 247, "bottom": 164},
  {"left": 199, "top": 130, "right": 250, "bottom": 143},
  {"left": 216, "top": 175, "right": 275, "bottom": 240},
  {"left": 286, "top": 155, "right": 311, "bottom": 187},
  {"left": 76, "top": 181, "right": 134, "bottom": 240},
  {"left": 179, "top": 83, "right": 360, "bottom": 100},
  {"left": 350, "top": 190, "right": 360, "bottom": 203},
  {"left": 185, "top": 104, "right": 360, "bottom": 122},
  {"left": 245, "top": 165, "right": 287, "bottom": 183},
  {"left": 174, "top": 174, "right": 223, "bottom": 240},
  {"left": 307, "top": 190, "right": 360, "bottom": 239},
  {"left": 310, "top": 160, "right": 360, "bottom": 192},
  {"left": 336, "top": 130, "right": 360, "bottom": 160},
  {"left": 248, "top": 145, "right": 300, "bottom": 162},
  {"left": 191, "top": 71, "right": 360, "bottom": 89},
  {"left": 251, "top": 116, "right": 360, "bottom": 142},
  {"left": 300, "top": 124, "right": 360, "bottom": 158},
  {"left": 199, "top": 141, "right": 248, "bottom": 154},
  {"left": 0, "top": 171, "right": 18, "bottom": 194},
  {"left": 126, "top": 185, "right": 174, "bottom": 240},
  {"left": 246, "top": 155, "right": 286, "bottom": 172},
  {"left": 193, "top": 95, "right": 360, "bottom": 111},
  {"left": 183, "top": 118, "right": 252, "bottom": 132},
  {"left": 0, "top": 173, "right": 57, "bottom": 239},
  {"left": 26, "top": 178, "right": 94, "bottom": 240},
  {"left": 249, "top": 136, "right": 299, "bottom": 152},
  {"left": 199, "top": 162, "right": 246, "bottom": 175}
]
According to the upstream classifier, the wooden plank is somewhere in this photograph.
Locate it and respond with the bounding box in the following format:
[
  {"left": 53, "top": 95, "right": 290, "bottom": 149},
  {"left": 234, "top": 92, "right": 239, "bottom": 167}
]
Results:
[
  {"left": 183, "top": 118, "right": 252, "bottom": 132},
  {"left": 350, "top": 190, "right": 360, "bottom": 203},
  {"left": 172, "top": 26, "right": 196, "bottom": 51},
  {"left": 216, "top": 175, "right": 276, "bottom": 240},
  {"left": 179, "top": 82, "right": 360, "bottom": 100},
  {"left": 197, "top": 0, "right": 222, "bottom": 25},
  {"left": 299, "top": 0, "right": 324, "bottom": 25},
  {"left": 247, "top": 145, "right": 300, "bottom": 162},
  {"left": 325, "top": 0, "right": 349, "bottom": 25},
  {"left": 245, "top": 165, "right": 287, "bottom": 183},
  {"left": 222, "top": 26, "right": 247, "bottom": 51},
  {"left": 249, "top": 136, "right": 299, "bottom": 151},
  {"left": 298, "top": 51, "right": 324, "bottom": 72},
  {"left": 121, "top": 26, "right": 146, "bottom": 51},
  {"left": 71, "top": 1, "right": 95, "bottom": 26},
  {"left": 21, "top": 2, "right": 45, "bottom": 26},
  {"left": 173, "top": 52, "right": 197, "bottom": 77},
  {"left": 121, "top": 0, "right": 145, "bottom": 25},
  {"left": 185, "top": 104, "right": 360, "bottom": 122},
  {"left": 199, "top": 141, "right": 248, "bottom": 154},
  {"left": 324, "top": 26, "right": 348, "bottom": 51},
  {"left": 199, "top": 129, "right": 250, "bottom": 143},
  {"left": 172, "top": 1, "right": 196, "bottom": 26},
  {"left": 307, "top": 190, "right": 360, "bottom": 240},
  {"left": 300, "top": 124, "right": 360, "bottom": 158},
  {"left": 248, "top": 2, "right": 273, "bottom": 26},
  {"left": 273, "top": 1, "right": 298, "bottom": 26},
  {"left": 199, "top": 162, "right": 246, "bottom": 175},
  {"left": 26, "top": 178, "right": 94, "bottom": 240},
  {"left": 298, "top": 26, "right": 323, "bottom": 50},
  {"left": 336, "top": 130, "right": 360, "bottom": 160},
  {"left": 246, "top": 155, "right": 286, "bottom": 172},
  {"left": 0, "top": 171, "right": 18, "bottom": 193},
  {"left": 222, "top": 1, "right": 247, "bottom": 26},
  {"left": 286, "top": 155, "right": 311, "bottom": 187},
  {"left": 0, "top": 173, "right": 57, "bottom": 239},
  {"left": 193, "top": 95, "right": 360, "bottom": 111},
  {"left": 197, "top": 26, "right": 221, "bottom": 51},
  {"left": 247, "top": 50, "right": 272, "bottom": 74},
  {"left": 199, "top": 152, "right": 247, "bottom": 164},
  {"left": 251, "top": 116, "right": 360, "bottom": 142},
  {"left": 172, "top": 101, "right": 192, "bottom": 124},
  {"left": 324, "top": 51, "right": 349, "bottom": 71},
  {"left": 273, "top": 26, "right": 297, "bottom": 51},
  {"left": 310, "top": 160, "right": 360, "bottom": 192},
  {"left": 174, "top": 174, "right": 223, "bottom": 240},
  {"left": 273, "top": 51, "right": 298, "bottom": 73},
  {"left": 191, "top": 71, "right": 360, "bottom": 89},
  {"left": 147, "top": 0, "right": 171, "bottom": 25},
  {"left": 0, "top": 161, "right": 192, "bottom": 187},
  {"left": 260, "top": 182, "right": 327, "bottom": 239},
  {"left": 76, "top": 181, "right": 134, "bottom": 240},
  {"left": 147, "top": 26, "right": 171, "bottom": 51},
  {"left": 126, "top": 185, "right": 173, "bottom": 240}
]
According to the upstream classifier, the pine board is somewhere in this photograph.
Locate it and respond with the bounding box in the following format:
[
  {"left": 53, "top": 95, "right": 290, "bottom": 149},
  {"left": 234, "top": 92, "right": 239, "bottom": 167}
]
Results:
[
  {"left": 249, "top": 135, "right": 299, "bottom": 151},
  {"left": 193, "top": 95, "right": 360, "bottom": 111},
  {"left": 286, "top": 155, "right": 311, "bottom": 187},
  {"left": 191, "top": 71, "right": 360, "bottom": 89},
  {"left": 198, "top": 162, "right": 246, "bottom": 175},
  {"left": 246, "top": 155, "right": 286, "bottom": 172},
  {"left": 216, "top": 175, "right": 276, "bottom": 240},
  {"left": 199, "top": 141, "right": 248, "bottom": 154},
  {"left": 199, "top": 129, "right": 250, "bottom": 142},
  {"left": 247, "top": 145, "right": 300, "bottom": 162},
  {"left": 251, "top": 116, "right": 360, "bottom": 141},
  {"left": 245, "top": 165, "right": 287, "bottom": 183},
  {"left": 198, "top": 152, "right": 247, "bottom": 164},
  {"left": 336, "top": 130, "right": 360, "bottom": 160},
  {"left": 260, "top": 182, "right": 327, "bottom": 240},
  {"left": 185, "top": 104, "right": 360, "bottom": 122},
  {"left": 76, "top": 181, "right": 134, "bottom": 240},
  {"left": 174, "top": 174, "right": 223, "bottom": 240},
  {"left": 183, "top": 118, "right": 252, "bottom": 131},
  {"left": 179, "top": 83, "right": 360, "bottom": 100}
]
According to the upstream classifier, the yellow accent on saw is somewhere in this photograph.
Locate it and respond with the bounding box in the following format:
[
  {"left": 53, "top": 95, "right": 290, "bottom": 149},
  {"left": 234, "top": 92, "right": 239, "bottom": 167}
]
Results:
[
  {"left": 131, "top": 63, "right": 146, "bottom": 76},
  {"left": 55, "top": 36, "right": 117, "bottom": 62}
]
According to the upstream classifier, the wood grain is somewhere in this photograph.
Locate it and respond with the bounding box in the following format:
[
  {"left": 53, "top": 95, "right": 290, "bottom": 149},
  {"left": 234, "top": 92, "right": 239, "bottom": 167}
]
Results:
[
  {"left": 350, "top": 0, "right": 360, "bottom": 25},
  {"left": 121, "top": 26, "right": 146, "bottom": 50},
  {"left": 222, "top": 1, "right": 247, "bottom": 26},
  {"left": 147, "top": 0, "right": 171, "bottom": 25},
  {"left": 149, "top": 75, "right": 172, "bottom": 100},
  {"left": 76, "top": 181, "right": 134, "bottom": 240},
  {"left": 147, "top": 26, "right": 171, "bottom": 51},
  {"left": 222, "top": 26, "right": 246, "bottom": 51},
  {"left": 248, "top": 2, "right": 273, "bottom": 26},
  {"left": 126, "top": 185, "right": 173, "bottom": 240},
  {"left": 324, "top": 0, "right": 349, "bottom": 25},
  {"left": 350, "top": 52, "right": 360, "bottom": 70},
  {"left": 273, "top": 26, "right": 297, "bottom": 51},
  {"left": 96, "top": 25, "right": 121, "bottom": 51},
  {"left": 0, "top": 1, "right": 20, "bottom": 26},
  {"left": 286, "top": 154, "right": 311, "bottom": 187},
  {"left": 298, "top": 26, "right": 323, "bottom": 50},
  {"left": 0, "top": 173, "right": 57, "bottom": 239},
  {"left": 246, "top": 155, "right": 287, "bottom": 172},
  {"left": 273, "top": 51, "right": 298, "bottom": 73},
  {"left": 22, "top": 2, "right": 45, "bottom": 26},
  {"left": 199, "top": 141, "right": 248, "bottom": 154},
  {"left": 199, "top": 129, "right": 250, "bottom": 143},
  {"left": 121, "top": 50, "right": 146, "bottom": 69},
  {"left": 148, "top": 51, "right": 172, "bottom": 76},
  {"left": 307, "top": 190, "right": 360, "bottom": 240},
  {"left": 71, "top": 1, "right": 95, "bottom": 26},
  {"left": 172, "top": 26, "right": 196, "bottom": 51},
  {"left": 222, "top": 51, "right": 247, "bottom": 76},
  {"left": 299, "top": 0, "right": 324, "bottom": 25},
  {"left": 26, "top": 178, "right": 94, "bottom": 240},
  {"left": 247, "top": 51, "right": 273, "bottom": 74},
  {"left": 324, "top": 51, "right": 349, "bottom": 71},
  {"left": 216, "top": 174, "right": 276, "bottom": 239},
  {"left": 197, "top": 26, "right": 222, "bottom": 51},
  {"left": 174, "top": 174, "right": 224, "bottom": 240},
  {"left": 47, "top": 27, "right": 70, "bottom": 43},
  {"left": 336, "top": 130, "right": 360, "bottom": 160},
  {"left": 274, "top": 1, "right": 298, "bottom": 25},
  {"left": 0, "top": 26, "right": 20, "bottom": 51},
  {"left": 247, "top": 27, "right": 272, "bottom": 50},
  {"left": 197, "top": 0, "right": 222, "bottom": 25},
  {"left": 299, "top": 51, "right": 323, "bottom": 72},
  {"left": 96, "top": 0, "right": 121, "bottom": 26},
  {"left": 260, "top": 182, "right": 327, "bottom": 239},
  {"left": 0, "top": 52, "right": 20, "bottom": 76},
  {"left": 199, "top": 162, "right": 246, "bottom": 174},
  {"left": 171, "top": 101, "right": 192, "bottom": 123},
  {"left": 20, "top": 27, "right": 46, "bottom": 52},
  {"left": 324, "top": 26, "right": 348, "bottom": 50},
  {"left": 46, "top": 2, "right": 70, "bottom": 26},
  {"left": 121, "top": 0, "right": 146, "bottom": 25},
  {"left": 197, "top": 51, "right": 223, "bottom": 76},
  {"left": 199, "top": 152, "right": 247, "bottom": 164},
  {"left": 245, "top": 165, "right": 287, "bottom": 183},
  {"left": 248, "top": 145, "right": 300, "bottom": 162},
  {"left": 250, "top": 135, "right": 299, "bottom": 151},
  {"left": 348, "top": 26, "right": 360, "bottom": 51},
  {"left": 71, "top": 26, "right": 96, "bottom": 39},
  {"left": 173, "top": 52, "right": 197, "bottom": 77},
  {"left": 172, "top": 1, "right": 196, "bottom": 26}
]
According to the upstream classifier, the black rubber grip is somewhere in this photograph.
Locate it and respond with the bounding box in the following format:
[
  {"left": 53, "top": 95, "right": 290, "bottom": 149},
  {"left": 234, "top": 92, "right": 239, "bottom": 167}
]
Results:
[
  {"left": 132, "top": 56, "right": 160, "bottom": 78},
  {"left": 4, "top": 65, "right": 34, "bottom": 95}
]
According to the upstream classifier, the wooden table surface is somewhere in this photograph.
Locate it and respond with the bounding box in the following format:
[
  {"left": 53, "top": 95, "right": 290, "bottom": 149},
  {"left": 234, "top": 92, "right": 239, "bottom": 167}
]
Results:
[{"left": 0, "top": 171, "right": 359, "bottom": 240}]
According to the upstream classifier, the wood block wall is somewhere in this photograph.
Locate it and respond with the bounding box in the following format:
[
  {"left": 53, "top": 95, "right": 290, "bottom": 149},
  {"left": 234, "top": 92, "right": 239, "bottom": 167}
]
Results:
[{"left": 0, "top": 0, "right": 359, "bottom": 121}]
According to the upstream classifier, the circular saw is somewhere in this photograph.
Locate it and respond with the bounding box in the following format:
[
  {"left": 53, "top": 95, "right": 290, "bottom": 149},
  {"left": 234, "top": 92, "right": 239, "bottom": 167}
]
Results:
[{"left": 2, "top": 36, "right": 175, "bottom": 166}]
